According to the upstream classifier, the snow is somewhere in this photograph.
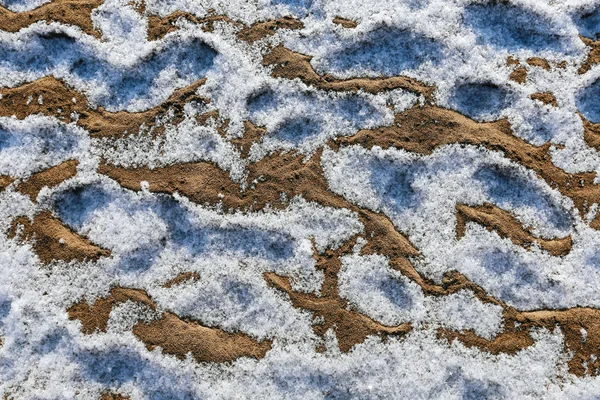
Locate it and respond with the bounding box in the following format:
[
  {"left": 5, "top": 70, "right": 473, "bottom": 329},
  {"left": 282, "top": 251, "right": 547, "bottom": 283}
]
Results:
[{"left": 3, "top": 0, "right": 600, "bottom": 397}]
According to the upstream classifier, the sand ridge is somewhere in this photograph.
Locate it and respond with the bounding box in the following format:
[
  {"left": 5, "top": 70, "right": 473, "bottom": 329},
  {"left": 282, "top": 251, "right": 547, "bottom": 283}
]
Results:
[
  {"left": 8, "top": 211, "right": 111, "bottom": 264},
  {"left": 263, "top": 45, "right": 435, "bottom": 100},
  {"left": 0, "top": 0, "right": 104, "bottom": 38},
  {"left": 455, "top": 203, "right": 572, "bottom": 257},
  {"left": 68, "top": 287, "right": 272, "bottom": 362},
  {"left": 0, "top": 77, "right": 209, "bottom": 139}
]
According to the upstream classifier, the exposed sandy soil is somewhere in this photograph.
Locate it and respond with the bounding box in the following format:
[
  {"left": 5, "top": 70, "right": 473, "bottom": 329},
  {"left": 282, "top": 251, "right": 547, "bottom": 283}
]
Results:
[
  {"left": 162, "top": 271, "right": 201, "bottom": 288},
  {"left": 2, "top": 88, "right": 592, "bottom": 376},
  {"left": 100, "top": 393, "right": 129, "bottom": 400},
  {"left": 15, "top": 159, "right": 79, "bottom": 200},
  {"left": 8, "top": 211, "right": 111, "bottom": 264},
  {"left": 0, "top": 159, "right": 79, "bottom": 201},
  {"left": 139, "top": 2, "right": 303, "bottom": 43},
  {"left": 265, "top": 239, "right": 412, "bottom": 353},
  {"left": 332, "top": 16, "right": 358, "bottom": 29},
  {"left": 263, "top": 45, "right": 435, "bottom": 100},
  {"left": 526, "top": 57, "right": 551, "bottom": 71},
  {"left": 0, "top": 77, "right": 209, "bottom": 139},
  {"left": 0, "top": 0, "right": 304, "bottom": 43},
  {"left": 530, "top": 92, "right": 558, "bottom": 107},
  {"left": 68, "top": 287, "right": 272, "bottom": 362},
  {"left": 455, "top": 203, "right": 572, "bottom": 256},
  {"left": 580, "top": 114, "right": 600, "bottom": 155},
  {"left": 439, "top": 306, "right": 600, "bottom": 376},
  {"left": 146, "top": 11, "right": 238, "bottom": 41},
  {"left": 0, "top": 0, "right": 104, "bottom": 38},
  {"left": 509, "top": 66, "right": 528, "bottom": 84},
  {"left": 580, "top": 36, "right": 600, "bottom": 74},
  {"left": 237, "top": 16, "right": 303, "bottom": 43},
  {"left": 508, "top": 56, "right": 562, "bottom": 84},
  {"left": 336, "top": 104, "right": 600, "bottom": 230}
]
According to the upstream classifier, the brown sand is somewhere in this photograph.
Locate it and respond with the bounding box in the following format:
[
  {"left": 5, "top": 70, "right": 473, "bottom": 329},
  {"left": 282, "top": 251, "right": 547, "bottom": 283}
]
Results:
[
  {"left": 68, "top": 287, "right": 272, "bottom": 362},
  {"left": 440, "top": 307, "right": 600, "bottom": 376},
  {"left": 530, "top": 92, "right": 558, "bottom": 107},
  {"left": 8, "top": 211, "right": 111, "bottom": 264},
  {"left": 2, "top": 75, "right": 594, "bottom": 372},
  {"left": 16, "top": 160, "right": 79, "bottom": 200},
  {"left": 146, "top": 11, "right": 237, "bottom": 41},
  {"left": 266, "top": 239, "right": 412, "bottom": 352},
  {"left": 237, "top": 16, "right": 303, "bottom": 43},
  {"left": 100, "top": 393, "right": 129, "bottom": 400},
  {"left": 332, "top": 17, "right": 358, "bottom": 29},
  {"left": 146, "top": 10, "right": 302, "bottom": 43},
  {"left": 509, "top": 67, "right": 527, "bottom": 84},
  {"left": 230, "top": 121, "right": 267, "bottom": 158},
  {"left": 95, "top": 103, "right": 600, "bottom": 371},
  {"left": 455, "top": 203, "right": 572, "bottom": 256},
  {"left": 0, "top": 76, "right": 209, "bottom": 139},
  {"left": 0, "top": 176, "right": 14, "bottom": 192},
  {"left": 580, "top": 113, "right": 600, "bottom": 157},
  {"left": 262, "top": 45, "right": 435, "bottom": 100},
  {"left": 9, "top": 0, "right": 301, "bottom": 44},
  {"left": 506, "top": 56, "right": 520, "bottom": 67},
  {"left": 97, "top": 150, "right": 429, "bottom": 289},
  {"left": 507, "top": 57, "right": 527, "bottom": 84},
  {"left": 507, "top": 56, "right": 560, "bottom": 83},
  {"left": 0, "top": 0, "right": 104, "bottom": 38},
  {"left": 579, "top": 36, "right": 600, "bottom": 74},
  {"left": 134, "top": 312, "right": 271, "bottom": 363},
  {"left": 162, "top": 272, "right": 201, "bottom": 288},
  {"left": 68, "top": 287, "right": 155, "bottom": 334},
  {"left": 526, "top": 57, "right": 551, "bottom": 71}
]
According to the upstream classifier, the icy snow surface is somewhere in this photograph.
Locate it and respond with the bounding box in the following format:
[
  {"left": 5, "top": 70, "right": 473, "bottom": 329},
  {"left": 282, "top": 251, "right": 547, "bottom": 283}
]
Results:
[{"left": 4, "top": 0, "right": 600, "bottom": 398}]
